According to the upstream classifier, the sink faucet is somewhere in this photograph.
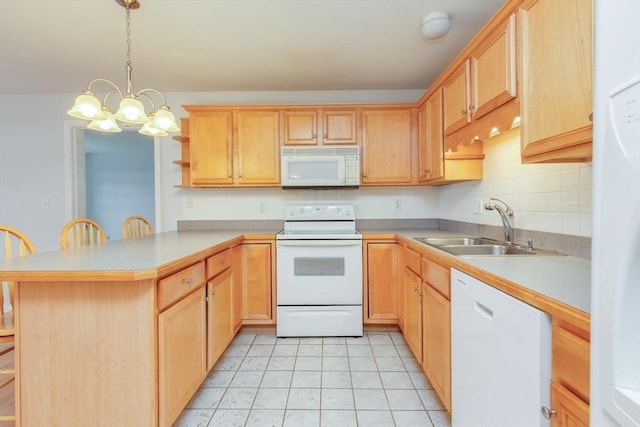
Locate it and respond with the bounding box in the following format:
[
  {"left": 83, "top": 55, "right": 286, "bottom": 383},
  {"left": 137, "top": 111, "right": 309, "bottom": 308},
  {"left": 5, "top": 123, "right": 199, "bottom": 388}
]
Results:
[{"left": 484, "top": 197, "right": 515, "bottom": 244}]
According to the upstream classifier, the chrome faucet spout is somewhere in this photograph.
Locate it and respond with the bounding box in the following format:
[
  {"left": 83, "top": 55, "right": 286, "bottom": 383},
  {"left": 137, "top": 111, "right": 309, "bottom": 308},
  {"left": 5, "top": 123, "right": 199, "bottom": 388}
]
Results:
[{"left": 484, "top": 197, "right": 515, "bottom": 244}]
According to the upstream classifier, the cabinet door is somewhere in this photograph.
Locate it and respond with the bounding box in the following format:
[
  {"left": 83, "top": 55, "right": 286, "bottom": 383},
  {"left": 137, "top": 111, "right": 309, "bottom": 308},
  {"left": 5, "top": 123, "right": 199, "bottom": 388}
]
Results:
[
  {"left": 422, "top": 283, "right": 451, "bottom": 412},
  {"left": 418, "top": 88, "right": 444, "bottom": 182},
  {"left": 361, "top": 109, "right": 413, "bottom": 184},
  {"left": 189, "top": 110, "right": 233, "bottom": 185},
  {"left": 283, "top": 110, "right": 318, "bottom": 145},
  {"left": 550, "top": 381, "right": 589, "bottom": 427},
  {"left": 232, "top": 245, "right": 243, "bottom": 333},
  {"left": 365, "top": 242, "right": 399, "bottom": 323},
  {"left": 471, "top": 13, "right": 517, "bottom": 120},
  {"left": 323, "top": 109, "right": 358, "bottom": 145},
  {"left": 242, "top": 243, "right": 273, "bottom": 322},
  {"left": 443, "top": 60, "right": 471, "bottom": 135},
  {"left": 403, "top": 267, "right": 422, "bottom": 361},
  {"left": 158, "top": 288, "right": 206, "bottom": 427},
  {"left": 207, "top": 268, "right": 233, "bottom": 371},
  {"left": 519, "top": 0, "right": 593, "bottom": 162},
  {"left": 235, "top": 110, "right": 281, "bottom": 185}
]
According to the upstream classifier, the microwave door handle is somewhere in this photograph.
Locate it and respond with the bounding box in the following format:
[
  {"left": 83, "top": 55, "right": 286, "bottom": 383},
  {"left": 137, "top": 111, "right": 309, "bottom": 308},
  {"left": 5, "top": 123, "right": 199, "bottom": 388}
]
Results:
[{"left": 276, "top": 240, "right": 362, "bottom": 247}]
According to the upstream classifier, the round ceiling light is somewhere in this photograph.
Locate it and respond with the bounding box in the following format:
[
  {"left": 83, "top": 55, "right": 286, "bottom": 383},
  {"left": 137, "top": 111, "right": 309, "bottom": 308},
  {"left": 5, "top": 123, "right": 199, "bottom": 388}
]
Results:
[{"left": 421, "top": 11, "right": 451, "bottom": 40}]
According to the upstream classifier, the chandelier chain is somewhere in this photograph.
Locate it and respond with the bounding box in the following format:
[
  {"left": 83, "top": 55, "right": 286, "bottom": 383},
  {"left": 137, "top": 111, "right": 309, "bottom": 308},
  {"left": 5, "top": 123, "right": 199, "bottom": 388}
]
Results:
[{"left": 126, "top": 6, "right": 132, "bottom": 65}]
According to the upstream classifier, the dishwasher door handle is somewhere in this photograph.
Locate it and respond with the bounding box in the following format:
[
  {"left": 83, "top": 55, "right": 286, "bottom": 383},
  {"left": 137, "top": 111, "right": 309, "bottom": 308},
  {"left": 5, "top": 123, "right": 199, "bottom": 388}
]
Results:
[{"left": 474, "top": 300, "right": 494, "bottom": 320}]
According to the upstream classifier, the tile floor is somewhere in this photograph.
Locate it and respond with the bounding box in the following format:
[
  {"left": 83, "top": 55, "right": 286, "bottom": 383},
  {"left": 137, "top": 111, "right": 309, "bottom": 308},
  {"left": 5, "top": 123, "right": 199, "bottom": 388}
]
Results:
[{"left": 173, "top": 331, "right": 451, "bottom": 427}]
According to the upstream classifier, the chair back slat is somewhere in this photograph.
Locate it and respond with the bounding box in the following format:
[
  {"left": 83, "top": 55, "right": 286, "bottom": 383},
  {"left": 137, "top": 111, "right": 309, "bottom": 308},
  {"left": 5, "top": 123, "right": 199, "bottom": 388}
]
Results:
[
  {"left": 0, "top": 225, "right": 35, "bottom": 317},
  {"left": 60, "top": 218, "right": 107, "bottom": 249},
  {"left": 122, "top": 215, "right": 153, "bottom": 240}
]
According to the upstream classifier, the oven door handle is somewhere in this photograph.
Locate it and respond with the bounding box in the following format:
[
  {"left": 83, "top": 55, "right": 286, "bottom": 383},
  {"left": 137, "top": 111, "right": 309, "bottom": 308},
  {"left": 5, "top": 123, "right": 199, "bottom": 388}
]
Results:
[{"left": 276, "top": 240, "right": 362, "bottom": 247}]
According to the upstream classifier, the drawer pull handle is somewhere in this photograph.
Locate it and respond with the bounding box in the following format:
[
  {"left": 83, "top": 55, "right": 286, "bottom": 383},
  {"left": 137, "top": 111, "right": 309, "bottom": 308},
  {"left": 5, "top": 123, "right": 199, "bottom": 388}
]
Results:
[
  {"left": 541, "top": 406, "right": 557, "bottom": 420},
  {"left": 220, "top": 259, "right": 226, "bottom": 264},
  {"left": 184, "top": 277, "right": 194, "bottom": 285},
  {"left": 474, "top": 301, "right": 493, "bottom": 320}
]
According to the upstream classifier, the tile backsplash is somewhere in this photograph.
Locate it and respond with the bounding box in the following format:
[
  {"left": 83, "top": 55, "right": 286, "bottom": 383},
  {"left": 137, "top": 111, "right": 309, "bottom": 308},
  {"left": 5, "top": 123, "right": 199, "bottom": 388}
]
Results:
[{"left": 438, "top": 129, "right": 592, "bottom": 237}]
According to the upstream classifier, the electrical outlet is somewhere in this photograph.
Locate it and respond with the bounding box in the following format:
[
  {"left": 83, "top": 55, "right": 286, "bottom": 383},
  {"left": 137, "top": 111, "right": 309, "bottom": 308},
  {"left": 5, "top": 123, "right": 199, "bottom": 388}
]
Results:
[
  {"left": 473, "top": 198, "right": 483, "bottom": 214},
  {"left": 41, "top": 197, "right": 49, "bottom": 209},
  {"left": 185, "top": 196, "right": 193, "bottom": 208},
  {"left": 395, "top": 199, "right": 402, "bottom": 211},
  {"left": 259, "top": 202, "right": 265, "bottom": 214}
]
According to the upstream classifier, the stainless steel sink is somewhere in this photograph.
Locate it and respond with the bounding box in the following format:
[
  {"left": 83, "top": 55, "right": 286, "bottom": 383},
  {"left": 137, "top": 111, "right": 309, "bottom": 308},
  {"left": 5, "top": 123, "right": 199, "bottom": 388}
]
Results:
[
  {"left": 412, "top": 236, "right": 501, "bottom": 246},
  {"left": 412, "top": 236, "right": 565, "bottom": 256}
]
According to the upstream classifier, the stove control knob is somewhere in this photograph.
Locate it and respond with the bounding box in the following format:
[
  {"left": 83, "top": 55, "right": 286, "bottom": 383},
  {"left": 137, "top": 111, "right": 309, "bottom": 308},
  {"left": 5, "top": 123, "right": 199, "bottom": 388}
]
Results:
[
  {"left": 336, "top": 208, "right": 342, "bottom": 215},
  {"left": 345, "top": 210, "right": 351, "bottom": 216}
]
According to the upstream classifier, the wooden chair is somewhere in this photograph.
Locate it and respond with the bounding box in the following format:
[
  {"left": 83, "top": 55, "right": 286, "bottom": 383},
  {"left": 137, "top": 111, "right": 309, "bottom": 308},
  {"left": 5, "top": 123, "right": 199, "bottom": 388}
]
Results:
[
  {"left": 122, "top": 215, "right": 154, "bottom": 239},
  {"left": 0, "top": 225, "right": 36, "bottom": 422},
  {"left": 60, "top": 218, "right": 107, "bottom": 249}
]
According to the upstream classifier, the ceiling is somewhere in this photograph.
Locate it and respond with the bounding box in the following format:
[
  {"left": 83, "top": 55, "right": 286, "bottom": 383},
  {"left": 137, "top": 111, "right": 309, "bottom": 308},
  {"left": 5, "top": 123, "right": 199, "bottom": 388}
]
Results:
[{"left": 0, "top": 0, "right": 505, "bottom": 96}]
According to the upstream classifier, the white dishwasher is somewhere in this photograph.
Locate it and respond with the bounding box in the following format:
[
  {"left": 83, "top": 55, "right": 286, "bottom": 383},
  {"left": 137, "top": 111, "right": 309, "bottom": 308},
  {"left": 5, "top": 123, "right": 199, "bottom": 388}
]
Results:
[{"left": 451, "top": 268, "right": 552, "bottom": 427}]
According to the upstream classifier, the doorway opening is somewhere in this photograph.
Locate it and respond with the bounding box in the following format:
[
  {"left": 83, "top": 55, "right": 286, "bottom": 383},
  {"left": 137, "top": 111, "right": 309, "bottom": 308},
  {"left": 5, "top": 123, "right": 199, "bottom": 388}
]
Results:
[{"left": 65, "top": 122, "right": 161, "bottom": 240}]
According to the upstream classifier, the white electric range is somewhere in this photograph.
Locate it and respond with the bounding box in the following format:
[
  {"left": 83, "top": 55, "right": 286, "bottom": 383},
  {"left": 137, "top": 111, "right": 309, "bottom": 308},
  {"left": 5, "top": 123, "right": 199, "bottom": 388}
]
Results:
[{"left": 276, "top": 204, "right": 363, "bottom": 337}]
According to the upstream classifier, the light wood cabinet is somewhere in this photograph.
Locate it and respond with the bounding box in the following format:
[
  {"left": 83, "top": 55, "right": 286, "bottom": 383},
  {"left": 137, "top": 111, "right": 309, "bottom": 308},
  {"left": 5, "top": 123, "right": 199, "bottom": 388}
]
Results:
[
  {"left": 185, "top": 107, "right": 280, "bottom": 187},
  {"left": 518, "top": 0, "right": 593, "bottom": 162},
  {"left": 550, "top": 381, "right": 589, "bottom": 427},
  {"left": 158, "top": 287, "right": 206, "bottom": 427},
  {"left": 364, "top": 241, "right": 399, "bottom": 324},
  {"left": 419, "top": 255, "right": 452, "bottom": 412},
  {"left": 241, "top": 241, "right": 275, "bottom": 324},
  {"left": 282, "top": 109, "right": 357, "bottom": 145},
  {"left": 361, "top": 109, "right": 415, "bottom": 185},
  {"left": 235, "top": 110, "right": 281, "bottom": 185},
  {"left": 232, "top": 245, "right": 243, "bottom": 333},
  {"left": 546, "top": 322, "right": 590, "bottom": 426},
  {"left": 443, "top": 13, "right": 517, "bottom": 137},
  {"left": 402, "top": 246, "right": 423, "bottom": 360},
  {"left": 206, "top": 268, "right": 233, "bottom": 371},
  {"left": 418, "top": 88, "right": 444, "bottom": 182},
  {"left": 189, "top": 110, "right": 234, "bottom": 186}
]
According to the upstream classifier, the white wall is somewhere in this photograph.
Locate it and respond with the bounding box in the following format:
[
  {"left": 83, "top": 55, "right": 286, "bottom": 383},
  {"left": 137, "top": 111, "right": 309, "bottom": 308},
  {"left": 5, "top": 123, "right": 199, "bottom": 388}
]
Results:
[{"left": 0, "top": 90, "right": 592, "bottom": 253}]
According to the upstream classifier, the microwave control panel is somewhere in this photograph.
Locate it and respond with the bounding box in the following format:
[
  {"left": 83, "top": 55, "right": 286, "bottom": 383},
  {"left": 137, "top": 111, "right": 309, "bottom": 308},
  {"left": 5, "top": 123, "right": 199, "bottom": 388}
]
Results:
[{"left": 345, "top": 155, "right": 360, "bottom": 185}]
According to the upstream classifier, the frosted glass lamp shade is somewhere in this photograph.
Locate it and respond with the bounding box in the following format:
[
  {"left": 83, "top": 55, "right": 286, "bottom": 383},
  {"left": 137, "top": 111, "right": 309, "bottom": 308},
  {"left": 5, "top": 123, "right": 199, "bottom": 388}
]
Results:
[
  {"left": 115, "top": 95, "right": 149, "bottom": 124},
  {"left": 68, "top": 92, "right": 106, "bottom": 120},
  {"left": 151, "top": 106, "right": 180, "bottom": 132},
  {"left": 139, "top": 117, "right": 168, "bottom": 136},
  {"left": 421, "top": 11, "right": 450, "bottom": 40},
  {"left": 87, "top": 107, "right": 122, "bottom": 133}
]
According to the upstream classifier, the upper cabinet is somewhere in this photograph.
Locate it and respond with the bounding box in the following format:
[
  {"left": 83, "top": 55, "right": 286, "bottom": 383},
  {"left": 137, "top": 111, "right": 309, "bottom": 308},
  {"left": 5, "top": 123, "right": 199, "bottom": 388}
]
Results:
[
  {"left": 443, "top": 13, "right": 517, "bottom": 137},
  {"left": 361, "top": 108, "right": 416, "bottom": 185},
  {"left": 418, "top": 88, "right": 444, "bottom": 182},
  {"left": 184, "top": 107, "right": 280, "bottom": 187},
  {"left": 518, "top": 0, "right": 593, "bottom": 163},
  {"left": 282, "top": 109, "right": 358, "bottom": 145}
]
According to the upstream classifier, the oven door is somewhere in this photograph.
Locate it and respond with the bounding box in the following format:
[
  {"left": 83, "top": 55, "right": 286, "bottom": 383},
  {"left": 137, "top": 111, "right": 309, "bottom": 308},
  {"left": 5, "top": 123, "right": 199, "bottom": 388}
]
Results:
[{"left": 276, "top": 239, "right": 363, "bottom": 305}]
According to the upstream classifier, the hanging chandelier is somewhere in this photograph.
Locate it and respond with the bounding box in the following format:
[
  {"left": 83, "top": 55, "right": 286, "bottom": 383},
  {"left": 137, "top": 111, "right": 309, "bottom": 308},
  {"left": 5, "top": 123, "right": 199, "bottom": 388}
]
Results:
[{"left": 67, "top": 0, "right": 179, "bottom": 136}]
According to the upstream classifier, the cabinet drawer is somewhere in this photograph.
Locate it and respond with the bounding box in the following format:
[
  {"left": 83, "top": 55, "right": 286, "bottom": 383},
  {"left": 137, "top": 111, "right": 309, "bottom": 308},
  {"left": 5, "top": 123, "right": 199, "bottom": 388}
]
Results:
[
  {"left": 553, "top": 325, "right": 590, "bottom": 402},
  {"left": 402, "top": 247, "right": 421, "bottom": 274},
  {"left": 421, "top": 257, "right": 450, "bottom": 298},
  {"left": 206, "top": 248, "right": 232, "bottom": 279},
  {"left": 158, "top": 261, "right": 205, "bottom": 310}
]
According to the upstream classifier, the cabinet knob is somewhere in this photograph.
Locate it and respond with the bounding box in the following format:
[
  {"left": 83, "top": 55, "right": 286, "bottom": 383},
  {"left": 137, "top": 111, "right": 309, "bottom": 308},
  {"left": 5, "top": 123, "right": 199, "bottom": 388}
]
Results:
[
  {"left": 541, "top": 406, "right": 557, "bottom": 420},
  {"left": 238, "top": 173, "right": 243, "bottom": 178},
  {"left": 589, "top": 112, "right": 593, "bottom": 122},
  {"left": 468, "top": 104, "right": 476, "bottom": 111},
  {"left": 227, "top": 173, "right": 232, "bottom": 178},
  {"left": 461, "top": 109, "right": 468, "bottom": 115},
  {"left": 184, "top": 277, "right": 193, "bottom": 285},
  {"left": 312, "top": 134, "right": 317, "bottom": 139},
  {"left": 323, "top": 133, "right": 328, "bottom": 138},
  {"left": 363, "top": 172, "right": 367, "bottom": 178}
]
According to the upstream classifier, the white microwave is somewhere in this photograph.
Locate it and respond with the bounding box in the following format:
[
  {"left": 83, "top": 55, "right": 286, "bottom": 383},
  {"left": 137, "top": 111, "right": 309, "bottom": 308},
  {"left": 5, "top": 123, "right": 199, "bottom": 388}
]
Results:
[{"left": 281, "top": 146, "right": 360, "bottom": 188}]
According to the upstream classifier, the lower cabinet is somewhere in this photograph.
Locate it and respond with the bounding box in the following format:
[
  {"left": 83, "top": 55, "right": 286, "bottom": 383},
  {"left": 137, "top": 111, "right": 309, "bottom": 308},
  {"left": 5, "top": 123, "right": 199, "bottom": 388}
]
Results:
[
  {"left": 364, "top": 241, "right": 400, "bottom": 324},
  {"left": 550, "top": 381, "right": 589, "bottom": 427},
  {"left": 402, "top": 246, "right": 423, "bottom": 360},
  {"left": 207, "top": 268, "right": 234, "bottom": 371},
  {"left": 158, "top": 288, "right": 207, "bottom": 427},
  {"left": 548, "top": 323, "right": 591, "bottom": 426},
  {"left": 232, "top": 245, "right": 243, "bottom": 332},
  {"left": 422, "top": 283, "right": 451, "bottom": 412},
  {"left": 241, "top": 241, "right": 275, "bottom": 323}
]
